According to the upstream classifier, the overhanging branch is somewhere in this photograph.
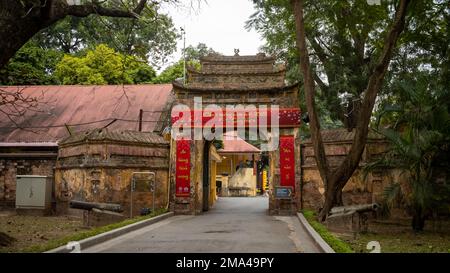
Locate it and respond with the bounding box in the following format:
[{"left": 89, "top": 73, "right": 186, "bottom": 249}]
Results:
[{"left": 67, "top": 0, "right": 148, "bottom": 18}]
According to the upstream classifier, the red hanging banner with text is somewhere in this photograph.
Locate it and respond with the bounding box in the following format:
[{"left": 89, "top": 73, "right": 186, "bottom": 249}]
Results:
[
  {"left": 279, "top": 135, "right": 295, "bottom": 189},
  {"left": 176, "top": 139, "right": 191, "bottom": 197}
]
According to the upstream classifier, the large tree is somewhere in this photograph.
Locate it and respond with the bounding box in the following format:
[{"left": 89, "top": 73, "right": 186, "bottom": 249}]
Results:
[
  {"left": 153, "top": 43, "right": 218, "bottom": 83},
  {"left": 0, "top": 0, "right": 154, "bottom": 70},
  {"left": 248, "top": 0, "right": 447, "bottom": 131},
  {"left": 291, "top": 0, "right": 411, "bottom": 220},
  {"left": 31, "top": 3, "right": 178, "bottom": 67},
  {"left": 0, "top": 41, "right": 62, "bottom": 85},
  {"left": 55, "top": 44, "right": 156, "bottom": 84}
]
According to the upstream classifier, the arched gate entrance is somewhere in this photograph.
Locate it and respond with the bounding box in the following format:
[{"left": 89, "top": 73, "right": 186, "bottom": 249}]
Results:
[{"left": 169, "top": 53, "right": 301, "bottom": 215}]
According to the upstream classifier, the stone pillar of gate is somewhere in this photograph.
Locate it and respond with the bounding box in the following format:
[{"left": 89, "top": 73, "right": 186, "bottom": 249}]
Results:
[
  {"left": 268, "top": 127, "right": 301, "bottom": 215},
  {"left": 171, "top": 138, "right": 206, "bottom": 215}
]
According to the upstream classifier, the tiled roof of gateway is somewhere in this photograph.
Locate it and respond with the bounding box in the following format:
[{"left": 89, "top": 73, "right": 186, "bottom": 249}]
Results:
[
  {"left": 0, "top": 84, "right": 172, "bottom": 142},
  {"left": 59, "top": 129, "right": 168, "bottom": 146},
  {"left": 218, "top": 131, "right": 261, "bottom": 154},
  {"left": 173, "top": 53, "right": 296, "bottom": 92},
  {"left": 200, "top": 53, "right": 275, "bottom": 63}
]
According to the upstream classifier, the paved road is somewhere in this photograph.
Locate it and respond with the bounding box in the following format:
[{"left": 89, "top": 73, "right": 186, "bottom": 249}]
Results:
[{"left": 85, "top": 197, "right": 321, "bottom": 253}]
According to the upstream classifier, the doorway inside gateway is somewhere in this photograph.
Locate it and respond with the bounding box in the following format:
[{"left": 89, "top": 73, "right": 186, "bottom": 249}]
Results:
[{"left": 201, "top": 131, "right": 270, "bottom": 212}]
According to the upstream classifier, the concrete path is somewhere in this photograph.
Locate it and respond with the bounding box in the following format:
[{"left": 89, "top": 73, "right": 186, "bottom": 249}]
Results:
[{"left": 84, "top": 197, "right": 321, "bottom": 253}]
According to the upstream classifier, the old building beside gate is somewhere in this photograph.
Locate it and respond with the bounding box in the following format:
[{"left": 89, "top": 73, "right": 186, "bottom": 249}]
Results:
[
  {"left": 167, "top": 53, "right": 302, "bottom": 215},
  {"left": 0, "top": 85, "right": 173, "bottom": 216},
  {"left": 55, "top": 129, "right": 170, "bottom": 217}
]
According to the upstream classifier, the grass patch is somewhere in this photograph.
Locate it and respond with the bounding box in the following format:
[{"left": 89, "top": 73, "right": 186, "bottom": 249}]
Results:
[
  {"left": 21, "top": 208, "right": 168, "bottom": 253},
  {"left": 302, "top": 210, "right": 354, "bottom": 253},
  {"left": 338, "top": 219, "right": 450, "bottom": 253}
]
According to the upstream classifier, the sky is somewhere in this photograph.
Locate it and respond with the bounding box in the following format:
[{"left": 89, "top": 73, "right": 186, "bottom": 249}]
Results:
[{"left": 160, "top": 0, "right": 265, "bottom": 70}]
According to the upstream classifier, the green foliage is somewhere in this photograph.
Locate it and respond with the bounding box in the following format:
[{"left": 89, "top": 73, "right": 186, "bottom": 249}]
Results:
[
  {"left": 55, "top": 44, "right": 156, "bottom": 85},
  {"left": 247, "top": 0, "right": 390, "bottom": 127},
  {"left": 153, "top": 43, "right": 219, "bottom": 84},
  {"left": 184, "top": 43, "right": 219, "bottom": 61},
  {"left": 379, "top": 182, "right": 403, "bottom": 217},
  {"left": 33, "top": 1, "right": 178, "bottom": 68},
  {"left": 302, "top": 210, "right": 354, "bottom": 253},
  {"left": 22, "top": 208, "right": 168, "bottom": 253},
  {"left": 152, "top": 60, "right": 195, "bottom": 84},
  {"left": 212, "top": 139, "right": 224, "bottom": 150},
  {"left": 365, "top": 71, "right": 450, "bottom": 230},
  {"left": 247, "top": 0, "right": 448, "bottom": 131},
  {"left": 0, "top": 41, "right": 62, "bottom": 85}
]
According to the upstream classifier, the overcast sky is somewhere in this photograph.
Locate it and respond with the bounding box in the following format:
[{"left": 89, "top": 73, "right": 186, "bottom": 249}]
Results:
[{"left": 160, "top": 0, "right": 265, "bottom": 69}]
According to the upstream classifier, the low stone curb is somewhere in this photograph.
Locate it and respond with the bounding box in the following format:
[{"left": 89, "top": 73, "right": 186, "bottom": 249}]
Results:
[
  {"left": 296, "top": 212, "right": 335, "bottom": 253},
  {"left": 45, "top": 211, "right": 174, "bottom": 253}
]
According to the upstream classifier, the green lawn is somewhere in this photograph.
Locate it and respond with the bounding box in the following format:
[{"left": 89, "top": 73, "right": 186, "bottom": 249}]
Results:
[
  {"left": 0, "top": 208, "right": 167, "bottom": 253},
  {"left": 337, "top": 219, "right": 450, "bottom": 253},
  {"left": 302, "top": 211, "right": 450, "bottom": 253},
  {"left": 302, "top": 210, "right": 353, "bottom": 253}
]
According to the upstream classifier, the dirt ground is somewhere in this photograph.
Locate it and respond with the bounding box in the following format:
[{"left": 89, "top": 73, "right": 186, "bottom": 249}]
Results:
[
  {"left": 335, "top": 218, "right": 450, "bottom": 253},
  {"left": 0, "top": 210, "right": 85, "bottom": 253}
]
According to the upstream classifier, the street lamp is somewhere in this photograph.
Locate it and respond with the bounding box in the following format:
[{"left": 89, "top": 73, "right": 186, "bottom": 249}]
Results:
[{"left": 180, "top": 27, "right": 186, "bottom": 85}]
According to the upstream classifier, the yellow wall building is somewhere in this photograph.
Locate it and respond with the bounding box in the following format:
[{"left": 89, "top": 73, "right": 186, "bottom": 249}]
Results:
[{"left": 215, "top": 131, "right": 261, "bottom": 197}]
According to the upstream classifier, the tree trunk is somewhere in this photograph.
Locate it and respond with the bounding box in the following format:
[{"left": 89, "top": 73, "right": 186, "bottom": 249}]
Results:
[
  {"left": 412, "top": 207, "right": 425, "bottom": 232},
  {"left": 0, "top": 1, "right": 57, "bottom": 69},
  {"left": 0, "top": 0, "right": 147, "bottom": 69},
  {"left": 334, "top": 189, "right": 343, "bottom": 206},
  {"left": 291, "top": 0, "right": 411, "bottom": 222}
]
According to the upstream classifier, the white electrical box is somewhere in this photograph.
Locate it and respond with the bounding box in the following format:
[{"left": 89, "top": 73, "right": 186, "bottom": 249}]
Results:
[{"left": 15, "top": 175, "right": 52, "bottom": 210}]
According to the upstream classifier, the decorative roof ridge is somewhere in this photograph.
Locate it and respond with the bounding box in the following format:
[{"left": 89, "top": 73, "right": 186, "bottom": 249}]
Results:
[
  {"left": 200, "top": 53, "right": 275, "bottom": 63},
  {"left": 172, "top": 80, "right": 299, "bottom": 92},
  {"left": 187, "top": 67, "right": 286, "bottom": 76}
]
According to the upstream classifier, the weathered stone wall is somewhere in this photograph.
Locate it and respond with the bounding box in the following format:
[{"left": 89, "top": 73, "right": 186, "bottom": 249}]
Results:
[
  {"left": 227, "top": 168, "right": 257, "bottom": 197},
  {"left": 300, "top": 136, "right": 404, "bottom": 213},
  {"left": 187, "top": 73, "right": 285, "bottom": 90},
  {"left": 0, "top": 158, "right": 55, "bottom": 207},
  {"left": 56, "top": 137, "right": 170, "bottom": 217},
  {"left": 201, "top": 60, "right": 276, "bottom": 74},
  {"left": 55, "top": 167, "right": 168, "bottom": 217}
]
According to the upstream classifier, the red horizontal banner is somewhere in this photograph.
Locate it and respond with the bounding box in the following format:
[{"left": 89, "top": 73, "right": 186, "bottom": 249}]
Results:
[
  {"left": 171, "top": 108, "right": 301, "bottom": 128},
  {"left": 176, "top": 139, "right": 191, "bottom": 197}
]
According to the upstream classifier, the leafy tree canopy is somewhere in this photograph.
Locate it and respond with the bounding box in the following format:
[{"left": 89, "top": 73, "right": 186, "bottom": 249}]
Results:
[
  {"left": 0, "top": 41, "right": 62, "bottom": 85},
  {"left": 247, "top": 0, "right": 448, "bottom": 130},
  {"left": 153, "top": 43, "right": 219, "bottom": 83},
  {"left": 55, "top": 44, "right": 156, "bottom": 85},
  {"left": 32, "top": 0, "right": 179, "bottom": 69}
]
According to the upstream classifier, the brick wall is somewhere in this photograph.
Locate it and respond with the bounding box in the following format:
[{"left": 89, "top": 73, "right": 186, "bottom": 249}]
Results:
[{"left": 0, "top": 158, "right": 55, "bottom": 207}]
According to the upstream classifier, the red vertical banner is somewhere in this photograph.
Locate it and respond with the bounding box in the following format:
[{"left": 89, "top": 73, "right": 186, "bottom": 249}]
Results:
[
  {"left": 279, "top": 135, "right": 295, "bottom": 190},
  {"left": 176, "top": 139, "right": 191, "bottom": 197}
]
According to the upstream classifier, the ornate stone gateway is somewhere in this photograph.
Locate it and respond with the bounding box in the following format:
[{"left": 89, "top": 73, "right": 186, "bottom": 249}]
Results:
[{"left": 169, "top": 53, "right": 301, "bottom": 215}]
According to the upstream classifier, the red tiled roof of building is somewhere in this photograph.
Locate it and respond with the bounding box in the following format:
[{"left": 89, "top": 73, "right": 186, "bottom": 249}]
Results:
[{"left": 0, "top": 84, "right": 172, "bottom": 142}]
